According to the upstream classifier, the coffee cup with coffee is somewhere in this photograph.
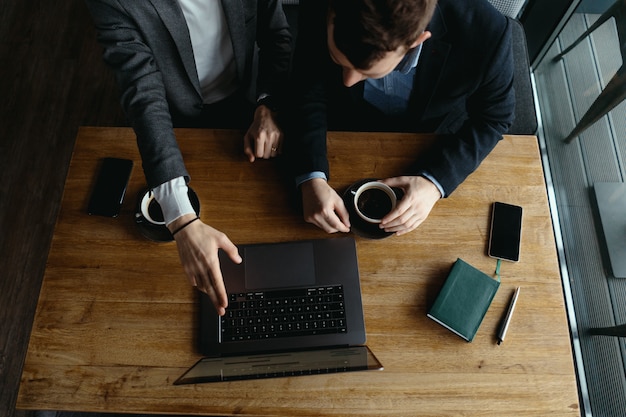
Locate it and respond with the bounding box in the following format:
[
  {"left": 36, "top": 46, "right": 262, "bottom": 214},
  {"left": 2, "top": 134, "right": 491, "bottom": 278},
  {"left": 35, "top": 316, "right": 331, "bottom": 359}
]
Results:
[
  {"left": 139, "top": 190, "right": 166, "bottom": 226},
  {"left": 135, "top": 187, "right": 201, "bottom": 242},
  {"left": 353, "top": 181, "right": 397, "bottom": 224}
]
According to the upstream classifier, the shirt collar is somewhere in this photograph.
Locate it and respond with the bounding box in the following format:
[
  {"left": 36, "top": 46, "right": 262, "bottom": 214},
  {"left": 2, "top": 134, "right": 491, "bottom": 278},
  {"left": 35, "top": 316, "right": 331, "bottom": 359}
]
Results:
[{"left": 395, "top": 43, "right": 423, "bottom": 75}]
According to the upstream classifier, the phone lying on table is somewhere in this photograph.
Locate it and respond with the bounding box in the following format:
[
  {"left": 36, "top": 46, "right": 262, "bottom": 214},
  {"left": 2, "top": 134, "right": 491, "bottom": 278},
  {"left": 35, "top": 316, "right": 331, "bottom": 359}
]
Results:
[
  {"left": 87, "top": 157, "right": 133, "bottom": 217},
  {"left": 488, "top": 201, "right": 523, "bottom": 262}
]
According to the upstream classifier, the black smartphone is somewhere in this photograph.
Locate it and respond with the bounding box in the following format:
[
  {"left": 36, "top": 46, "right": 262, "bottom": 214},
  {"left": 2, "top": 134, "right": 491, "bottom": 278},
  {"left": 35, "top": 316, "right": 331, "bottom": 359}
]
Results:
[
  {"left": 87, "top": 157, "right": 134, "bottom": 217},
  {"left": 488, "top": 201, "right": 523, "bottom": 262}
]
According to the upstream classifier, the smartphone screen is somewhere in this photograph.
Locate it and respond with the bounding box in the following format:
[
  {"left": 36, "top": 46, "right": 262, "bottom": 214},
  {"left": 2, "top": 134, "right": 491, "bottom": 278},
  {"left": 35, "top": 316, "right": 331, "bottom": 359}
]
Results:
[
  {"left": 488, "top": 202, "right": 523, "bottom": 262},
  {"left": 87, "top": 157, "right": 134, "bottom": 217}
]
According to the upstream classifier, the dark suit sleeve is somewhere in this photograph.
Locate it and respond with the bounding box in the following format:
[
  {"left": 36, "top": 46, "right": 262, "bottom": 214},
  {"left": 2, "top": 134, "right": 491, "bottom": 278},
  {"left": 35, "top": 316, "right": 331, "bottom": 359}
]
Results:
[
  {"left": 284, "top": 0, "right": 332, "bottom": 179},
  {"left": 84, "top": 0, "right": 188, "bottom": 189},
  {"left": 412, "top": 16, "right": 515, "bottom": 196},
  {"left": 255, "top": 0, "right": 293, "bottom": 103}
]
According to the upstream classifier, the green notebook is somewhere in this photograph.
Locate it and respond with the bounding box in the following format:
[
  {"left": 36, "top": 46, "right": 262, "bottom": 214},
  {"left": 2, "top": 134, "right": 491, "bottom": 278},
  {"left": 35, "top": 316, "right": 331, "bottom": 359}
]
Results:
[{"left": 427, "top": 258, "right": 500, "bottom": 342}]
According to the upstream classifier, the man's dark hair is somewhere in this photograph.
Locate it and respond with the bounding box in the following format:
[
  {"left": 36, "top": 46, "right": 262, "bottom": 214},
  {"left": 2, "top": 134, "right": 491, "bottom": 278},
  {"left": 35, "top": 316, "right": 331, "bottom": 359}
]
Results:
[{"left": 329, "top": 0, "right": 437, "bottom": 70}]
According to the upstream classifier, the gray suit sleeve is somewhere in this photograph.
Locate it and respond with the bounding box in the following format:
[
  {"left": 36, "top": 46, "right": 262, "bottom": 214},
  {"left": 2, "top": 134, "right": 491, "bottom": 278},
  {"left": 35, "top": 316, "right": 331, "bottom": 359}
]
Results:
[{"left": 85, "top": 0, "right": 188, "bottom": 188}]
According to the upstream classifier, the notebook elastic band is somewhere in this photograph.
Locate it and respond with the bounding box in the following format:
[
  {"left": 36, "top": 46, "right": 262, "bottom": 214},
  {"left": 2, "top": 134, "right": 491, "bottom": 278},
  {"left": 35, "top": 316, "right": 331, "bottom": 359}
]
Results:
[{"left": 494, "top": 258, "right": 502, "bottom": 282}]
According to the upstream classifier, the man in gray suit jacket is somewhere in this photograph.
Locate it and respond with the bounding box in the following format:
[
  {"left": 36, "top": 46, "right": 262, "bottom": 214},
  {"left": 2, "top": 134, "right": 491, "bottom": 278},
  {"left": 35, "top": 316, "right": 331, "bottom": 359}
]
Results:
[{"left": 85, "top": 0, "right": 292, "bottom": 315}]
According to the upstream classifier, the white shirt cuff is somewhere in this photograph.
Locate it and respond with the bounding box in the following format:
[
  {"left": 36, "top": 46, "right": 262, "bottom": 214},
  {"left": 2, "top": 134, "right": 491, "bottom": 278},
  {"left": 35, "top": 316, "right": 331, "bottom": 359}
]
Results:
[{"left": 152, "top": 177, "right": 196, "bottom": 226}]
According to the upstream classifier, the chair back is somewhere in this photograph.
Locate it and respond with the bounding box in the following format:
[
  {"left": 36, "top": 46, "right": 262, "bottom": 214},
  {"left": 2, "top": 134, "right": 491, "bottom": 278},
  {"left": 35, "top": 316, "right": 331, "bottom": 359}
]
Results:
[
  {"left": 507, "top": 17, "right": 538, "bottom": 134},
  {"left": 488, "top": 0, "right": 527, "bottom": 18}
]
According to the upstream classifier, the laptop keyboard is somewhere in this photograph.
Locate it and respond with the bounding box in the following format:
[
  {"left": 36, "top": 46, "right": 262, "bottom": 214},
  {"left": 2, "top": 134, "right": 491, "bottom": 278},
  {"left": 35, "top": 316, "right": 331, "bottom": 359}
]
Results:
[{"left": 221, "top": 285, "right": 347, "bottom": 342}]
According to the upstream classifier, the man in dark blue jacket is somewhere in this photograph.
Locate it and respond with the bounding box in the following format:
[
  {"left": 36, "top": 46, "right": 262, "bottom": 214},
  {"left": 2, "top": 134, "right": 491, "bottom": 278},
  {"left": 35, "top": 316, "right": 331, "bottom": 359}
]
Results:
[{"left": 287, "top": 0, "right": 514, "bottom": 236}]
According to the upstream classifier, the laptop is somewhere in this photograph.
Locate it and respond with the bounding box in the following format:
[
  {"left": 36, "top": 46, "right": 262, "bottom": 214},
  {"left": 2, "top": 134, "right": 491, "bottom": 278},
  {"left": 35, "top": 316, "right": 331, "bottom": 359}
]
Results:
[
  {"left": 175, "top": 237, "right": 382, "bottom": 384},
  {"left": 199, "top": 236, "right": 366, "bottom": 356}
]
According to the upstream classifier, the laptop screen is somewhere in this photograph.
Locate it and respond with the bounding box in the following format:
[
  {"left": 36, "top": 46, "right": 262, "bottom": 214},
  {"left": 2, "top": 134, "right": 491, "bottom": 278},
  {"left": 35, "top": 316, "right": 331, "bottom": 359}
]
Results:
[{"left": 174, "top": 346, "right": 383, "bottom": 384}]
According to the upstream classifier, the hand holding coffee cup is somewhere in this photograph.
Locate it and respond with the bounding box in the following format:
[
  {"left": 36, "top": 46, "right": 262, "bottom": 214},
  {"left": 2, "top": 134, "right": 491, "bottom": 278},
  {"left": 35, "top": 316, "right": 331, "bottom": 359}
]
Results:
[{"left": 353, "top": 181, "right": 397, "bottom": 224}]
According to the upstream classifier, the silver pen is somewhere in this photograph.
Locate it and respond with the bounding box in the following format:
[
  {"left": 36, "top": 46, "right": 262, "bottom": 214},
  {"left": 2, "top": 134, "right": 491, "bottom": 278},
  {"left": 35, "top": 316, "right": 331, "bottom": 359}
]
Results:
[{"left": 497, "top": 287, "right": 520, "bottom": 345}]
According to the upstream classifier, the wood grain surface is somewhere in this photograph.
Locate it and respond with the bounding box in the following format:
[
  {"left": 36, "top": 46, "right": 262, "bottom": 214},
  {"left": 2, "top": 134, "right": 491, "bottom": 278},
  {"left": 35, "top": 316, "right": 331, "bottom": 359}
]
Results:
[
  {"left": 0, "top": 2, "right": 127, "bottom": 416},
  {"left": 17, "top": 127, "right": 579, "bottom": 416}
]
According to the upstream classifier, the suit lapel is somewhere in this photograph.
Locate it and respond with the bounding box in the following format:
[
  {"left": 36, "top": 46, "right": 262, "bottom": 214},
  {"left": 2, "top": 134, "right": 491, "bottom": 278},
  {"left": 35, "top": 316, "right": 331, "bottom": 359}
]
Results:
[
  {"left": 148, "top": 0, "right": 202, "bottom": 96},
  {"left": 411, "top": 5, "right": 450, "bottom": 119},
  {"left": 221, "top": 0, "right": 246, "bottom": 82}
]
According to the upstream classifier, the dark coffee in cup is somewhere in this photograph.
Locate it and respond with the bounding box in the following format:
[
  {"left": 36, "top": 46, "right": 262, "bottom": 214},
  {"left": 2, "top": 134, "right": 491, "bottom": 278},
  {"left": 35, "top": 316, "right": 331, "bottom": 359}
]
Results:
[
  {"left": 140, "top": 191, "right": 166, "bottom": 225},
  {"left": 353, "top": 181, "right": 397, "bottom": 224},
  {"left": 357, "top": 188, "right": 393, "bottom": 220},
  {"left": 147, "top": 198, "right": 164, "bottom": 224}
]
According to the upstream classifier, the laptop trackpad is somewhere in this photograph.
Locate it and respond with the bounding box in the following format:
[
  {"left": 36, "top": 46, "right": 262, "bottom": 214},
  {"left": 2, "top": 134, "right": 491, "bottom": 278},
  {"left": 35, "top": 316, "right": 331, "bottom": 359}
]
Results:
[{"left": 244, "top": 242, "right": 316, "bottom": 290}]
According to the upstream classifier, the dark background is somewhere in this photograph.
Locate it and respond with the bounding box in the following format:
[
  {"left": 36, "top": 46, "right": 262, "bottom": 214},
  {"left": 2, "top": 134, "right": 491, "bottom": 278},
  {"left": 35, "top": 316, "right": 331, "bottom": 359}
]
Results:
[{"left": 0, "top": 1, "right": 126, "bottom": 416}]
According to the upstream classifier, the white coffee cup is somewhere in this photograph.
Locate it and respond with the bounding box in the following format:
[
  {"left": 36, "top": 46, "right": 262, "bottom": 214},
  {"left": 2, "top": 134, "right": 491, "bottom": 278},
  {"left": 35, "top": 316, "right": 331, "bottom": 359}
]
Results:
[
  {"left": 139, "top": 191, "right": 166, "bottom": 225},
  {"left": 353, "top": 181, "right": 397, "bottom": 224}
]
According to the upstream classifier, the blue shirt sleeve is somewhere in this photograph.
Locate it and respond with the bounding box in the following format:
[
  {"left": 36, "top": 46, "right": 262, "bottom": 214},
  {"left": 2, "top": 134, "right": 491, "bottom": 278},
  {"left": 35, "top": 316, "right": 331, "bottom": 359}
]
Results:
[
  {"left": 419, "top": 171, "right": 445, "bottom": 198},
  {"left": 295, "top": 171, "right": 328, "bottom": 187}
]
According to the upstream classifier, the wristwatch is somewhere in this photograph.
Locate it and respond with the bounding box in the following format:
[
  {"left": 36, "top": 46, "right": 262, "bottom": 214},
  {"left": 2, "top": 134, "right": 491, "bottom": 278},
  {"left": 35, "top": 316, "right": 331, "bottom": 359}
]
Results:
[{"left": 256, "top": 94, "right": 280, "bottom": 112}]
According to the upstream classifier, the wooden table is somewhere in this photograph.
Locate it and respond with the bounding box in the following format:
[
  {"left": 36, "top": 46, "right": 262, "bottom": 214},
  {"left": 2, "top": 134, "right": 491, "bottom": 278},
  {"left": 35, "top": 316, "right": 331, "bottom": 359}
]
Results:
[{"left": 17, "top": 127, "right": 580, "bottom": 416}]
